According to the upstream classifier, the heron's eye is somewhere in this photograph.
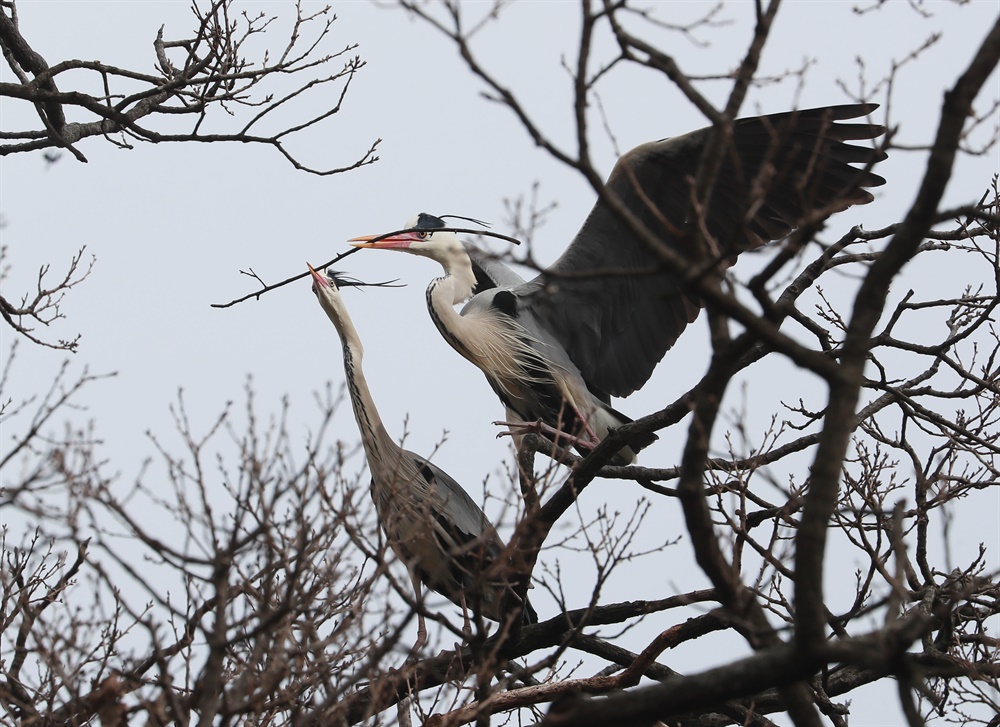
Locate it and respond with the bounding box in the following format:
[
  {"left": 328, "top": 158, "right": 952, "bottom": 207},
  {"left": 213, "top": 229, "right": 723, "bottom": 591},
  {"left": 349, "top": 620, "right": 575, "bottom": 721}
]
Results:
[{"left": 415, "top": 231, "right": 429, "bottom": 240}]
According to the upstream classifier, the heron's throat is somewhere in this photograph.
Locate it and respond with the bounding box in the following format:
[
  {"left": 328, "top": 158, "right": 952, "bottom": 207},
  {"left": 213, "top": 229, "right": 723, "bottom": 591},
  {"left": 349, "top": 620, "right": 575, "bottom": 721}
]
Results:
[
  {"left": 422, "top": 253, "right": 480, "bottom": 359},
  {"left": 439, "top": 248, "right": 477, "bottom": 305},
  {"left": 426, "top": 275, "right": 477, "bottom": 358},
  {"left": 425, "top": 276, "right": 549, "bottom": 406}
]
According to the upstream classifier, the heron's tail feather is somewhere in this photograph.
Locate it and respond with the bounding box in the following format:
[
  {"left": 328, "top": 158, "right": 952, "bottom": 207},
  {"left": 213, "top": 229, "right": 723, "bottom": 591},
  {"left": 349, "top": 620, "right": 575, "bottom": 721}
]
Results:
[
  {"left": 607, "top": 404, "right": 658, "bottom": 457},
  {"left": 590, "top": 403, "right": 658, "bottom": 465}
]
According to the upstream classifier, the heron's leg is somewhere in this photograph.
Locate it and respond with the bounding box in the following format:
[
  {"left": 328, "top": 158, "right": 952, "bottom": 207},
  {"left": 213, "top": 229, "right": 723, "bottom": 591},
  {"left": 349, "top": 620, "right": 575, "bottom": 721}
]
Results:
[
  {"left": 408, "top": 572, "right": 428, "bottom": 656},
  {"left": 459, "top": 591, "right": 472, "bottom": 638},
  {"left": 495, "top": 399, "right": 601, "bottom": 449},
  {"left": 396, "top": 695, "right": 413, "bottom": 727},
  {"left": 569, "top": 402, "right": 601, "bottom": 444},
  {"left": 450, "top": 591, "right": 472, "bottom": 673},
  {"left": 413, "top": 615, "right": 428, "bottom": 655}
]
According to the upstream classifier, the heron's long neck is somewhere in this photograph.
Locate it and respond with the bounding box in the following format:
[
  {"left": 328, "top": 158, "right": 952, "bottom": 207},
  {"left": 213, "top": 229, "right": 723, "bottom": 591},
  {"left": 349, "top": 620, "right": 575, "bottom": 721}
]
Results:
[
  {"left": 333, "top": 312, "right": 396, "bottom": 466},
  {"left": 425, "top": 251, "right": 479, "bottom": 360}
]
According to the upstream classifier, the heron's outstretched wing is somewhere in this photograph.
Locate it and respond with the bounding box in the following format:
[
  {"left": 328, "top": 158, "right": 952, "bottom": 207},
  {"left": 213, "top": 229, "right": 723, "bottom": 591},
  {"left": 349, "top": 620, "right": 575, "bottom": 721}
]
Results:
[{"left": 522, "top": 103, "right": 887, "bottom": 399}]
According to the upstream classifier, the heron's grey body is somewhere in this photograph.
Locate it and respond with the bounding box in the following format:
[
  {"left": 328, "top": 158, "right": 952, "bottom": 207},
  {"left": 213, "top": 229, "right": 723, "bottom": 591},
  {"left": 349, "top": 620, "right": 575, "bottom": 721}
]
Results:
[
  {"left": 353, "top": 104, "right": 887, "bottom": 464},
  {"left": 308, "top": 266, "right": 536, "bottom": 647},
  {"left": 444, "top": 252, "right": 646, "bottom": 463}
]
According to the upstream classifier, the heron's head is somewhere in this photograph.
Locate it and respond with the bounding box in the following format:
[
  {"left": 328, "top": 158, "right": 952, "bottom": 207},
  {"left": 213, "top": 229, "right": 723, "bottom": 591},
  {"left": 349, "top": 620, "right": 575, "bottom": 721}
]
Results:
[
  {"left": 349, "top": 212, "right": 465, "bottom": 268},
  {"left": 308, "top": 263, "right": 347, "bottom": 324}
]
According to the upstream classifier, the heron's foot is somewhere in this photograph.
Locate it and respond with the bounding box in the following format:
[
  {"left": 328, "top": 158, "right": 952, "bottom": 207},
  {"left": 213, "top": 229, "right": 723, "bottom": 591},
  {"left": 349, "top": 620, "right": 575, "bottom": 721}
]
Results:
[{"left": 493, "top": 419, "right": 597, "bottom": 450}]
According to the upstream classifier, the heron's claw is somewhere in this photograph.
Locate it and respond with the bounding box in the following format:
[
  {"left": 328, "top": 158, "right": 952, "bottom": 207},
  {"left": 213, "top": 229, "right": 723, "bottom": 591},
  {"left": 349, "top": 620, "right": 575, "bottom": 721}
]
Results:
[{"left": 492, "top": 419, "right": 597, "bottom": 450}]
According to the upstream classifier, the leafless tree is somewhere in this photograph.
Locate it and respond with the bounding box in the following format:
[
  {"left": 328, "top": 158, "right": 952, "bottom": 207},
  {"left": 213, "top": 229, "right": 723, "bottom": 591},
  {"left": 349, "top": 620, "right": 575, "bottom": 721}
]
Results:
[
  {"left": 369, "top": 2, "right": 1000, "bottom": 725},
  {"left": 0, "top": 0, "right": 379, "bottom": 351},
  {"left": 2, "top": 1, "right": 999, "bottom": 726},
  {"left": 1, "top": 372, "right": 400, "bottom": 724}
]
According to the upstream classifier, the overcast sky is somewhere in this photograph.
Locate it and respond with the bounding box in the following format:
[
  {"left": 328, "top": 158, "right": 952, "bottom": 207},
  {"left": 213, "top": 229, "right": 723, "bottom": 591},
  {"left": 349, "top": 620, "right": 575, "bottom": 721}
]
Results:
[{"left": 2, "top": 1, "right": 998, "bottom": 723}]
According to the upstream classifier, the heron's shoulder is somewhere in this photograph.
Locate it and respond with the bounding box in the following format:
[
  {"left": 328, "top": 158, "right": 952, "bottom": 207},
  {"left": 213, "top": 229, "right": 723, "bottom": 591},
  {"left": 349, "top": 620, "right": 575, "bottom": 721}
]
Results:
[
  {"left": 461, "top": 287, "right": 521, "bottom": 317},
  {"left": 401, "top": 450, "right": 499, "bottom": 537},
  {"left": 402, "top": 450, "right": 456, "bottom": 485},
  {"left": 612, "top": 129, "right": 707, "bottom": 172},
  {"left": 463, "top": 243, "right": 527, "bottom": 293}
]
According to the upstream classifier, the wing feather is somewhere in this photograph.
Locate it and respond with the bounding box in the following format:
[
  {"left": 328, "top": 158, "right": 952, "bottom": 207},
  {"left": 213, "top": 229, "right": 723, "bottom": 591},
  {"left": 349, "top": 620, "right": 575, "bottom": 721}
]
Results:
[
  {"left": 386, "top": 453, "right": 528, "bottom": 617},
  {"left": 519, "top": 103, "right": 886, "bottom": 397}
]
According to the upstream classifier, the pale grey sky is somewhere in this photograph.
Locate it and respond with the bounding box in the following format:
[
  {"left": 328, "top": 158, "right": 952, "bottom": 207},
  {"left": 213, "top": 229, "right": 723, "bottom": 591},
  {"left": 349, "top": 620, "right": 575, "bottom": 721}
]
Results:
[{"left": 2, "top": 1, "right": 998, "bottom": 723}]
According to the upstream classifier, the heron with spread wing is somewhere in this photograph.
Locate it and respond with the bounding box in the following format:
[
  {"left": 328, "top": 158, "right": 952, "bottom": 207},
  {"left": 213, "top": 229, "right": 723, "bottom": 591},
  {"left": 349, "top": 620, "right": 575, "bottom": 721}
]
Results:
[
  {"left": 308, "top": 265, "right": 536, "bottom": 651},
  {"left": 350, "top": 104, "right": 887, "bottom": 464}
]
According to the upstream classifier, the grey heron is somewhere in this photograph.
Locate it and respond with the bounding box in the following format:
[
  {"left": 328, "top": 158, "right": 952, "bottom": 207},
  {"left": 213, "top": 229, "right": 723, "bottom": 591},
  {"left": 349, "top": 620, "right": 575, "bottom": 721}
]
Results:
[
  {"left": 350, "top": 104, "right": 887, "bottom": 464},
  {"left": 307, "top": 264, "right": 537, "bottom": 650}
]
